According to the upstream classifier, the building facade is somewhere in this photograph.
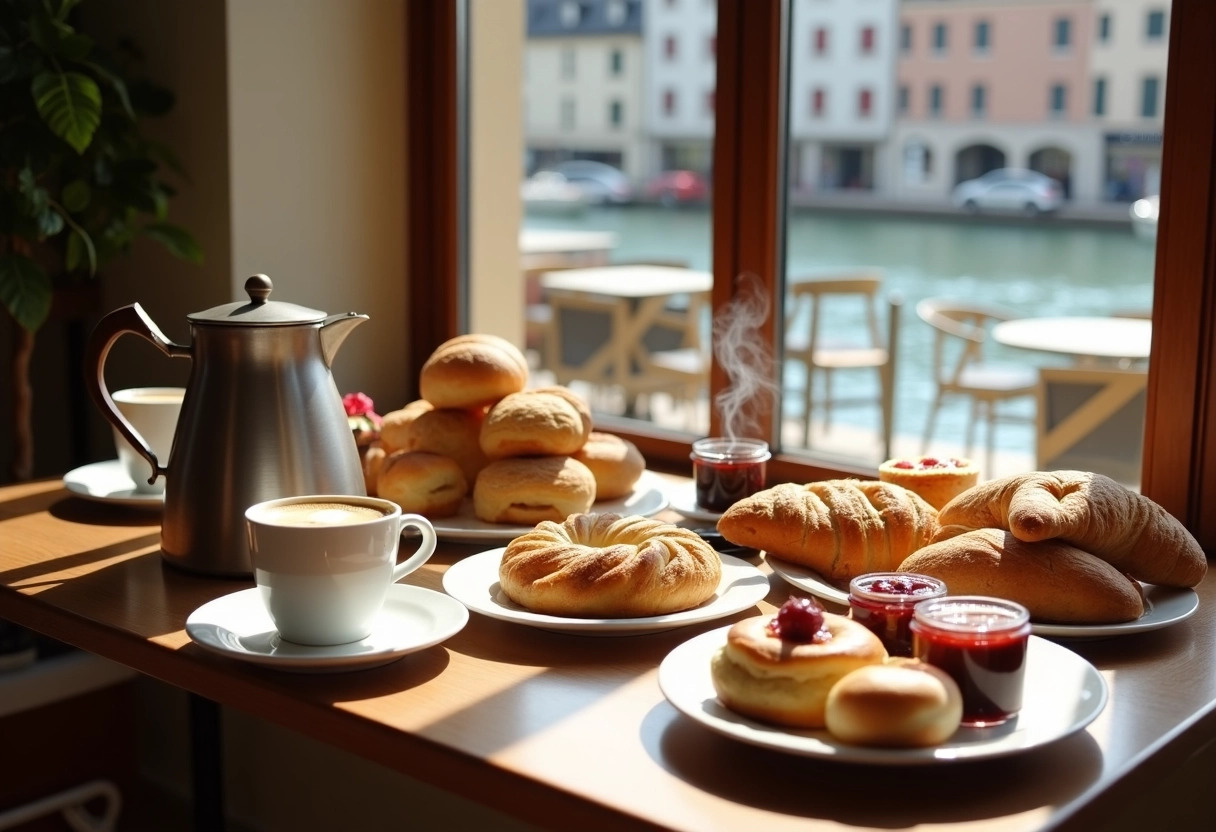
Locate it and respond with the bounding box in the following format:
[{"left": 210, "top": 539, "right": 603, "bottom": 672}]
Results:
[{"left": 642, "top": 0, "right": 717, "bottom": 176}]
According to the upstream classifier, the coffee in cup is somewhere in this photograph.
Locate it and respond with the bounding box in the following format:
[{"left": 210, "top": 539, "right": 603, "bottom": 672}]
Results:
[
  {"left": 112, "top": 387, "right": 185, "bottom": 494},
  {"left": 245, "top": 495, "right": 437, "bottom": 646}
]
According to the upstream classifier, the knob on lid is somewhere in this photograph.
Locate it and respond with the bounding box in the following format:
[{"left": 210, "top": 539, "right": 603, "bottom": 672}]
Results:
[{"left": 187, "top": 275, "right": 327, "bottom": 325}]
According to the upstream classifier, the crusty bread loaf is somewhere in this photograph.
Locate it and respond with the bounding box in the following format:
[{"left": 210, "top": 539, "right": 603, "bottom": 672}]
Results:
[
  {"left": 472, "top": 455, "right": 596, "bottom": 524},
  {"left": 420, "top": 333, "right": 528, "bottom": 409},
  {"left": 480, "top": 389, "right": 592, "bottom": 459},
  {"left": 824, "top": 658, "right": 963, "bottom": 748},
  {"left": 716, "top": 480, "right": 939, "bottom": 582},
  {"left": 377, "top": 450, "right": 468, "bottom": 519},
  {"left": 900, "top": 527, "right": 1145, "bottom": 624},
  {"left": 572, "top": 432, "right": 645, "bottom": 500},
  {"left": 710, "top": 610, "right": 887, "bottom": 729},
  {"left": 499, "top": 512, "right": 721, "bottom": 617},
  {"left": 935, "top": 470, "right": 1207, "bottom": 588},
  {"left": 878, "top": 457, "right": 979, "bottom": 511}
]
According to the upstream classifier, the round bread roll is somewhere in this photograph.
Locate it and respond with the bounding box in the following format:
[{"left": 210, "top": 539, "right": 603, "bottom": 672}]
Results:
[
  {"left": 878, "top": 457, "right": 979, "bottom": 511},
  {"left": 710, "top": 610, "right": 887, "bottom": 729},
  {"left": 473, "top": 455, "right": 596, "bottom": 524},
  {"left": 825, "top": 658, "right": 963, "bottom": 748},
  {"left": 530, "top": 385, "right": 592, "bottom": 437},
  {"left": 420, "top": 334, "right": 528, "bottom": 409},
  {"left": 377, "top": 450, "right": 468, "bottom": 519},
  {"left": 499, "top": 512, "right": 722, "bottom": 617},
  {"left": 572, "top": 432, "right": 645, "bottom": 500},
  {"left": 380, "top": 399, "right": 488, "bottom": 483},
  {"left": 361, "top": 442, "right": 387, "bottom": 497},
  {"left": 480, "top": 389, "right": 593, "bottom": 459},
  {"left": 379, "top": 399, "right": 433, "bottom": 453}
]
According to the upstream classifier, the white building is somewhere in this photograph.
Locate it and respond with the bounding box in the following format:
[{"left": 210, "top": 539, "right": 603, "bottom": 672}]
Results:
[{"left": 642, "top": 0, "right": 718, "bottom": 175}]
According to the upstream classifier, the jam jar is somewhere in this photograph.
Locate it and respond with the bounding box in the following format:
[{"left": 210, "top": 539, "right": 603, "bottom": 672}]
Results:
[
  {"left": 848, "top": 572, "right": 947, "bottom": 657},
  {"left": 911, "top": 596, "right": 1032, "bottom": 727},
  {"left": 690, "top": 438, "right": 770, "bottom": 513}
]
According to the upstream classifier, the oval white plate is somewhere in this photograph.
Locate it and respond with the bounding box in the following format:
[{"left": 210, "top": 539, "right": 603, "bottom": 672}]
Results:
[
  {"left": 659, "top": 629, "right": 1107, "bottom": 764},
  {"left": 765, "top": 555, "right": 850, "bottom": 606},
  {"left": 429, "top": 469, "right": 670, "bottom": 544},
  {"left": 186, "top": 584, "right": 468, "bottom": 673},
  {"left": 63, "top": 460, "right": 163, "bottom": 509},
  {"left": 442, "top": 548, "right": 770, "bottom": 636}
]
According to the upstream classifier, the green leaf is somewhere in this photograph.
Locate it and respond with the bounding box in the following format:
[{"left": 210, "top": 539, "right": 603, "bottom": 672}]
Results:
[
  {"left": 61, "top": 179, "right": 91, "bottom": 212},
  {"left": 31, "top": 70, "right": 102, "bottom": 154},
  {"left": 143, "top": 222, "right": 203, "bottom": 264},
  {"left": 0, "top": 255, "right": 53, "bottom": 332},
  {"left": 64, "top": 228, "right": 97, "bottom": 274},
  {"left": 36, "top": 207, "right": 64, "bottom": 236},
  {"left": 81, "top": 58, "right": 134, "bottom": 119}
]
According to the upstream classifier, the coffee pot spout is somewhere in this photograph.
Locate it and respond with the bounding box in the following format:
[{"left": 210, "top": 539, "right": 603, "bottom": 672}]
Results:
[{"left": 319, "top": 312, "right": 369, "bottom": 367}]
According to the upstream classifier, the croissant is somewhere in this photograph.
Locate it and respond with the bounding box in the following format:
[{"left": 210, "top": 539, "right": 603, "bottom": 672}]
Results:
[
  {"left": 716, "top": 480, "right": 939, "bottom": 582},
  {"left": 935, "top": 470, "right": 1207, "bottom": 588}
]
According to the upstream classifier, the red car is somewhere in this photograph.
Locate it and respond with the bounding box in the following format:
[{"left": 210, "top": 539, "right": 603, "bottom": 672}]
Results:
[{"left": 645, "top": 170, "right": 710, "bottom": 206}]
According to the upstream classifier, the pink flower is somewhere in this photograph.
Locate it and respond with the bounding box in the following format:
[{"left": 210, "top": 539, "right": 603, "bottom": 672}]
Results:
[{"left": 343, "top": 392, "right": 375, "bottom": 417}]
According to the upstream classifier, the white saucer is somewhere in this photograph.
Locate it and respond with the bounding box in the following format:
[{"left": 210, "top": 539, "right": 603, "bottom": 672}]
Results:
[
  {"left": 430, "top": 469, "right": 670, "bottom": 544},
  {"left": 660, "top": 629, "right": 1107, "bottom": 764},
  {"left": 185, "top": 584, "right": 468, "bottom": 673},
  {"left": 63, "top": 460, "right": 164, "bottom": 509},
  {"left": 442, "top": 548, "right": 770, "bottom": 635},
  {"left": 666, "top": 481, "right": 724, "bottom": 523}
]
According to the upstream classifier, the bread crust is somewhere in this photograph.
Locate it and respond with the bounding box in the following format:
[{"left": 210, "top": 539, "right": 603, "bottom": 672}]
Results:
[
  {"left": 824, "top": 659, "right": 962, "bottom": 747},
  {"left": 498, "top": 512, "right": 722, "bottom": 617},
  {"left": 935, "top": 470, "right": 1207, "bottom": 588},
  {"left": 572, "top": 432, "right": 645, "bottom": 500},
  {"left": 377, "top": 450, "right": 468, "bottom": 519},
  {"left": 481, "top": 390, "right": 593, "bottom": 459},
  {"left": 710, "top": 612, "right": 887, "bottom": 729},
  {"left": 900, "top": 527, "right": 1145, "bottom": 623},
  {"left": 472, "top": 456, "right": 596, "bottom": 524},
  {"left": 420, "top": 333, "right": 528, "bottom": 409},
  {"left": 716, "top": 480, "right": 939, "bottom": 582}
]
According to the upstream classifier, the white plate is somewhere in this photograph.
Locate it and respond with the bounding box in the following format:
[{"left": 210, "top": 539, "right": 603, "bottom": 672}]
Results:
[
  {"left": 430, "top": 469, "right": 670, "bottom": 543},
  {"left": 442, "top": 548, "right": 770, "bottom": 636},
  {"left": 767, "top": 555, "right": 1200, "bottom": 638},
  {"left": 659, "top": 629, "right": 1107, "bottom": 764},
  {"left": 185, "top": 584, "right": 469, "bottom": 673},
  {"left": 667, "top": 481, "right": 724, "bottom": 523},
  {"left": 62, "top": 460, "right": 163, "bottom": 509}
]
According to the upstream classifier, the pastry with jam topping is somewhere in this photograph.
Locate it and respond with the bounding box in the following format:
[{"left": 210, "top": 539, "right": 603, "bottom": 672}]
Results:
[{"left": 878, "top": 455, "right": 979, "bottom": 510}]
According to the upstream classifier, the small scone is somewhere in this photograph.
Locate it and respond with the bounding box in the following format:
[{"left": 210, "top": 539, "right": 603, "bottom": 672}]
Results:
[
  {"left": 878, "top": 457, "right": 979, "bottom": 511},
  {"left": 481, "top": 389, "right": 593, "bottom": 458},
  {"left": 420, "top": 333, "right": 529, "bottom": 409},
  {"left": 825, "top": 658, "right": 963, "bottom": 748},
  {"left": 377, "top": 450, "right": 468, "bottom": 519},
  {"left": 380, "top": 399, "right": 488, "bottom": 484},
  {"left": 473, "top": 456, "right": 596, "bottom": 524},
  {"left": 572, "top": 432, "right": 645, "bottom": 500}
]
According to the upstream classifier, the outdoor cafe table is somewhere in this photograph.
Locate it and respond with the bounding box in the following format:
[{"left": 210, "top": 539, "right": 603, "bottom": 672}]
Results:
[
  {"left": 991, "top": 316, "right": 1152, "bottom": 365},
  {"left": 2, "top": 474, "right": 1215, "bottom": 831}
]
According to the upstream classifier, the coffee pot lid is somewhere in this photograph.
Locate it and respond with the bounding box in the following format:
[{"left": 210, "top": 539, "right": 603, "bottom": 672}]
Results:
[{"left": 188, "top": 275, "right": 327, "bottom": 325}]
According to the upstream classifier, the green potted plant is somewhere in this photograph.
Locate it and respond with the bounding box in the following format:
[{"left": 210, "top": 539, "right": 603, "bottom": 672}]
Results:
[{"left": 0, "top": 0, "right": 201, "bottom": 480}]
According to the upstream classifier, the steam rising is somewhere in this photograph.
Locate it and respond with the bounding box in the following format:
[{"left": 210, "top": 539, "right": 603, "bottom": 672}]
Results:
[{"left": 712, "top": 273, "right": 779, "bottom": 440}]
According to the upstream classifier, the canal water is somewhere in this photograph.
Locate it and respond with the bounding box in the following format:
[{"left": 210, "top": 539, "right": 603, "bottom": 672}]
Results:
[{"left": 524, "top": 205, "right": 1155, "bottom": 461}]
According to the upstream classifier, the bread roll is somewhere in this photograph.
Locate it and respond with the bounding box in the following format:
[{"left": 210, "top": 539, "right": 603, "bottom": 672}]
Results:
[
  {"left": 498, "top": 512, "right": 721, "bottom": 617},
  {"left": 480, "top": 389, "right": 592, "bottom": 459},
  {"left": 472, "top": 456, "right": 595, "bottom": 524},
  {"left": 899, "top": 527, "right": 1145, "bottom": 623},
  {"left": 572, "top": 432, "right": 645, "bottom": 500},
  {"left": 377, "top": 450, "right": 468, "bottom": 519},
  {"left": 878, "top": 457, "right": 979, "bottom": 511},
  {"left": 361, "top": 442, "right": 386, "bottom": 497},
  {"left": 710, "top": 608, "right": 888, "bottom": 729},
  {"left": 379, "top": 399, "right": 488, "bottom": 483},
  {"left": 825, "top": 659, "right": 963, "bottom": 748},
  {"left": 379, "top": 399, "right": 433, "bottom": 453},
  {"left": 716, "top": 480, "right": 939, "bottom": 582},
  {"left": 935, "top": 470, "right": 1207, "bottom": 588},
  {"left": 420, "top": 334, "right": 528, "bottom": 409}
]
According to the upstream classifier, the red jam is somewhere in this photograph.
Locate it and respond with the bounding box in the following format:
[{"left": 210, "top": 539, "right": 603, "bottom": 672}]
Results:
[
  {"left": 848, "top": 572, "right": 947, "bottom": 657},
  {"left": 911, "top": 596, "right": 1031, "bottom": 726},
  {"left": 890, "top": 457, "right": 969, "bottom": 470},
  {"left": 766, "top": 597, "right": 828, "bottom": 643},
  {"left": 690, "top": 438, "right": 770, "bottom": 513}
]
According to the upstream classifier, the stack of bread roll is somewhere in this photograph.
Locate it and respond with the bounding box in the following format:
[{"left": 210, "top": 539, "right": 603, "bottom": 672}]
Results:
[{"left": 365, "top": 334, "right": 645, "bottom": 522}]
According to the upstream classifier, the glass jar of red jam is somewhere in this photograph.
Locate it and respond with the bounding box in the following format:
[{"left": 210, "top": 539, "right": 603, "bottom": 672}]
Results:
[
  {"left": 848, "top": 572, "right": 947, "bottom": 657},
  {"left": 690, "top": 438, "right": 770, "bottom": 513},
  {"left": 911, "top": 596, "right": 1032, "bottom": 727}
]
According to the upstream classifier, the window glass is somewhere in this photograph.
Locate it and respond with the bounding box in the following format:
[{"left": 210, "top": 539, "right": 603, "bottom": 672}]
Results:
[
  {"left": 932, "top": 22, "right": 947, "bottom": 53},
  {"left": 974, "top": 20, "right": 990, "bottom": 53},
  {"left": 1094, "top": 77, "right": 1107, "bottom": 117},
  {"left": 1146, "top": 9, "right": 1166, "bottom": 39},
  {"left": 1050, "top": 83, "right": 1067, "bottom": 116},
  {"left": 1098, "top": 13, "right": 1111, "bottom": 43},
  {"left": 1054, "top": 17, "right": 1071, "bottom": 49},
  {"left": 900, "top": 22, "right": 911, "bottom": 54},
  {"left": 971, "top": 83, "right": 986, "bottom": 118},
  {"left": 1142, "top": 76, "right": 1160, "bottom": 118}
]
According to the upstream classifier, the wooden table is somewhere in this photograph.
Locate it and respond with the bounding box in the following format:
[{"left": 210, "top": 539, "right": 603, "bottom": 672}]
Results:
[
  {"left": 2, "top": 476, "right": 1215, "bottom": 831},
  {"left": 992, "top": 316, "right": 1152, "bottom": 365}
]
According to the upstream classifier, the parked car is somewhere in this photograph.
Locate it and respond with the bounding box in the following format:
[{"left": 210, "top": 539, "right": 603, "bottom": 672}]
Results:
[
  {"left": 951, "top": 168, "right": 1064, "bottom": 215},
  {"left": 551, "top": 160, "right": 634, "bottom": 205},
  {"left": 521, "top": 171, "right": 588, "bottom": 215},
  {"left": 644, "top": 170, "right": 711, "bottom": 206}
]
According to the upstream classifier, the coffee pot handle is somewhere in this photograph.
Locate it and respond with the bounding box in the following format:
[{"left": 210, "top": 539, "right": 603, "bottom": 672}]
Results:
[{"left": 84, "top": 304, "right": 191, "bottom": 486}]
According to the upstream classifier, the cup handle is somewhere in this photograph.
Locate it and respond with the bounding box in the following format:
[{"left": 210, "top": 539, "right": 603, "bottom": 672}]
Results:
[{"left": 391, "top": 514, "right": 437, "bottom": 582}]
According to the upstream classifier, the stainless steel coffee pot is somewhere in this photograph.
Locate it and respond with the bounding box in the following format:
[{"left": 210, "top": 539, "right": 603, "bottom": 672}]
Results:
[{"left": 85, "top": 274, "right": 369, "bottom": 576}]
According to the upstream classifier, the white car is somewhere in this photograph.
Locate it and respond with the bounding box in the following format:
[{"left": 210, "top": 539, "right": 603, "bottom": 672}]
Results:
[
  {"left": 951, "top": 169, "right": 1064, "bottom": 215},
  {"left": 552, "top": 160, "right": 634, "bottom": 205}
]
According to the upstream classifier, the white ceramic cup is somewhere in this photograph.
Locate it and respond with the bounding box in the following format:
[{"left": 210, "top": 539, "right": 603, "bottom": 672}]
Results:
[
  {"left": 111, "top": 386, "right": 185, "bottom": 494},
  {"left": 244, "top": 495, "right": 438, "bottom": 646}
]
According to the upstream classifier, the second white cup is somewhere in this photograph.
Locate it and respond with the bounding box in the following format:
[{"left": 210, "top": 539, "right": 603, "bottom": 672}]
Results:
[
  {"left": 111, "top": 386, "right": 185, "bottom": 494},
  {"left": 245, "top": 495, "right": 438, "bottom": 646}
]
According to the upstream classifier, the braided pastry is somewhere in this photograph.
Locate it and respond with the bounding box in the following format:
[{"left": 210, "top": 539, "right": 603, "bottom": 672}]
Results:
[
  {"left": 499, "top": 513, "right": 722, "bottom": 617},
  {"left": 717, "top": 480, "right": 939, "bottom": 582}
]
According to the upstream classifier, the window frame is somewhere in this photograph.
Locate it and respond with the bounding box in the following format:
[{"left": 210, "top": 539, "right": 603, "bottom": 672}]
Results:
[{"left": 406, "top": 0, "right": 1216, "bottom": 549}]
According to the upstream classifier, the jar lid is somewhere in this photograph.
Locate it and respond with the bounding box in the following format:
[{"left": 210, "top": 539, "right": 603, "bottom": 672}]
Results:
[{"left": 188, "top": 275, "right": 327, "bottom": 325}]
